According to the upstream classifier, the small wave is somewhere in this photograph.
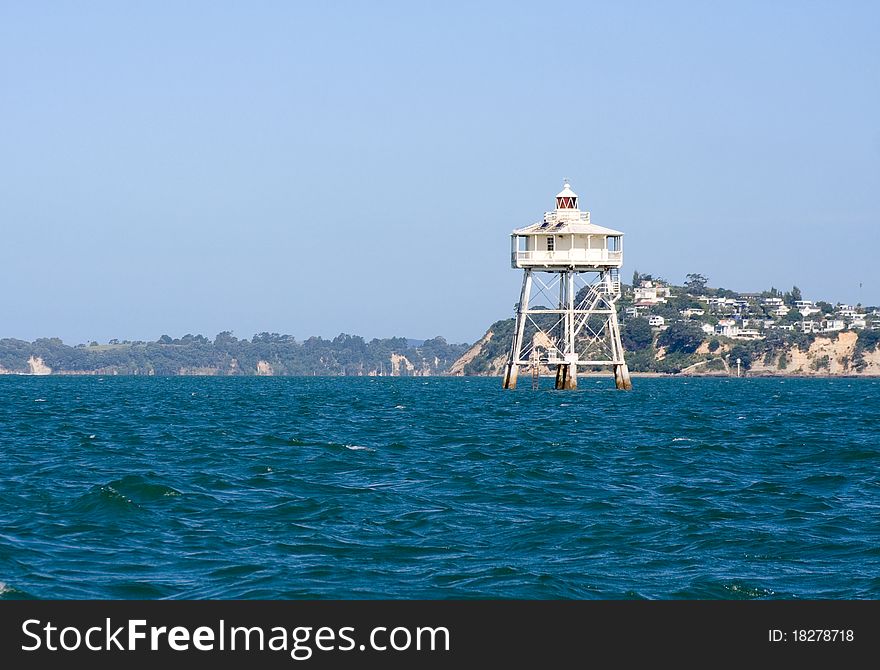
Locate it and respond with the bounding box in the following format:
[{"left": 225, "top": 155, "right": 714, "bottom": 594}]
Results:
[
  {"left": 725, "top": 582, "right": 775, "bottom": 598},
  {"left": 256, "top": 433, "right": 303, "bottom": 446},
  {"left": 34, "top": 399, "right": 47, "bottom": 403},
  {"left": 69, "top": 485, "right": 139, "bottom": 516},
  {"left": 109, "top": 475, "right": 182, "bottom": 500},
  {"left": 210, "top": 564, "right": 265, "bottom": 579},
  {"left": 671, "top": 437, "right": 694, "bottom": 442},
  {"left": 344, "top": 445, "right": 374, "bottom": 451},
  {"left": 0, "top": 581, "right": 34, "bottom": 599},
  {"left": 70, "top": 475, "right": 183, "bottom": 515},
  {"left": 677, "top": 577, "right": 776, "bottom": 599},
  {"left": 394, "top": 405, "right": 406, "bottom": 409}
]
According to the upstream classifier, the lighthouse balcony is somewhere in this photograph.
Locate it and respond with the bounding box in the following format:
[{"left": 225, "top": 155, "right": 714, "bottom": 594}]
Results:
[{"left": 512, "top": 248, "right": 623, "bottom": 269}]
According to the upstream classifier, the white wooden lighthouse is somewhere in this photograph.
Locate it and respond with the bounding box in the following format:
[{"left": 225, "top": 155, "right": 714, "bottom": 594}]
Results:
[{"left": 502, "top": 180, "right": 632, "bottom": 390}]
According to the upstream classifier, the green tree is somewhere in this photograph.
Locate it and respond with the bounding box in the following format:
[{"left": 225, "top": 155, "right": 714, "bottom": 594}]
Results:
[
  {"left": 657, "top": 321, "right": 704, "bottom": 354},
  {"left": 622, "top": 318, "right": 653, "bottom": 351},
  {"left": 784, "top": 285, "right": 803, "bottom": 306},
  {"left": 214, "top": 331, "right": 238, "bottom": 347},
  {"left": 729, "top": 344, "right": 754, "bottom": 369},
  {"left": 857, "top": 329, "right": 880, "bottom": 352},
  {"left": 685, "top": 273, "right": 709, "bottom": 294}
]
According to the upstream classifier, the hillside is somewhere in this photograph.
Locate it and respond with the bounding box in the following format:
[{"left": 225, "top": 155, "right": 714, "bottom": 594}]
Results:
[
  {"left": 0, "top": 333, "right": 468, "bottom": 377},
  {"left": 450, "top": 275, "right": 880, "bottom": 377}
]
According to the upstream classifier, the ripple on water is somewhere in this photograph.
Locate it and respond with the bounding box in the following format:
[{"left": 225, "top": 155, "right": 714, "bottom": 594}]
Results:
[{"left": 0, "top": 376, "right": 878, "bottom": 599}]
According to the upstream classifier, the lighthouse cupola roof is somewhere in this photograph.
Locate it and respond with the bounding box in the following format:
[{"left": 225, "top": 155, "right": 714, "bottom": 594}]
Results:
[{"left": 555, "top": 180, "right": 579, "bottom": 210}]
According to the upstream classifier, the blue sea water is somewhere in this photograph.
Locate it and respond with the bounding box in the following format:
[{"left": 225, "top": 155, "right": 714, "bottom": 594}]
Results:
[{"left": 0, "top": 376, "right": 878, "bottom": 600}]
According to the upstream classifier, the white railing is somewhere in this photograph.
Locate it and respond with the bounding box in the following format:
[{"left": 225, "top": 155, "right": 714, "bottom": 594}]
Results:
[
  {"left": 514, "top": 249, "right": 623, "bottom": 264},
  {"left": 543, "top": 211, "right": 590, "bottom": 224}
]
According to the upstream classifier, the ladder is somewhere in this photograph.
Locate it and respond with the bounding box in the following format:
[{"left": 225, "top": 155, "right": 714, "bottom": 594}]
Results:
[
  {"left": 609, "top": 268, "right": 621, "bottom": 296},
  {"left": 530, "top": 350, "right": 540, "bottom": 389}
]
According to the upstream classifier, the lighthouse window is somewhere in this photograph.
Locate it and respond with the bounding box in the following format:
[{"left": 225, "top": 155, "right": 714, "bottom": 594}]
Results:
[{"left": 547, "top": 237, "right": 555, "bottom": 252}]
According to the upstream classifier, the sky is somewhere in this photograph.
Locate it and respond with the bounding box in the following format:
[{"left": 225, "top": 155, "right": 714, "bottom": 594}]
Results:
[{"left": 1, "top": 2, "right": 878, "bottom": 345}]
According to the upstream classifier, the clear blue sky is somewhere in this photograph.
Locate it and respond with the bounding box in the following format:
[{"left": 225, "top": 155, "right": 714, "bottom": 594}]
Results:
[{"left": 1, "top": 2, "right": 878, "bottom": 345}]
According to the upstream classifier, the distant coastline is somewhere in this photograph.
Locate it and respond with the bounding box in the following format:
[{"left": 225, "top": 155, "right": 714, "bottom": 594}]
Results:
[
  {"left": 3, "top": 277, "right": 878, "bottom": 379},
  {"left": 0, "top": 334, "right": 468, "bottom": 378},
  {"left": 2, "top": 331, "right": 879, "bottom": 378}
]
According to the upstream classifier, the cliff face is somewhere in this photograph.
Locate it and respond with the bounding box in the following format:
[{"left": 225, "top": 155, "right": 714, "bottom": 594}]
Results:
[
  {"left": 28, "top": 356, "right": 52, "bottom": 375},
  {"left": 446, "top": 319, "right": 517, "bottom": 377},
  {"left": 448, "top": 330, "right": 497, "bottom": 376},
  {"left": 747, "top": 331, "right": 880, "bottom": 376}
]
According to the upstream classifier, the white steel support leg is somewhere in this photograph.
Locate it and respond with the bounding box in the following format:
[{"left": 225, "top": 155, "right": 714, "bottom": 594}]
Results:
[
  {"left": 553, "top": 271, "right": 578, "bottom": 390},
  {"left": 503, "top": 269, "right": 533, "bottom": 389},
  {"left": 564, "top": 271, "right": 577, "bottom": 389},
  {"left": 554, "top": 271, "right": 566, "bottom": 389},
  {"left": 567, "top": 272, "right": 576, "bottom": 358},
  {"left": 606, "top": 275, "right": 632, "bottom": 390}
]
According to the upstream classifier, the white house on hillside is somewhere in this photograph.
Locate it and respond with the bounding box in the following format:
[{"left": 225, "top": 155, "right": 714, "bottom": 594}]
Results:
[
  {"left": 734, "top": 329, "right": 764, "bottom": 340},
  {"left": 795, "top": 300, "right": 821, "bottom": 317},
  {"left": 715, "top": 319, "right": 738, "bottom": 338},
  {"left": 634, "top": 281, "right": 672, "bottom": 305}
]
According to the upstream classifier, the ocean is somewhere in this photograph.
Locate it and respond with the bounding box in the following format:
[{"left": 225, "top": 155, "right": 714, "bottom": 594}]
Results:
[{"left": 1, "top": 376, "right": 878, "bottom": 599}]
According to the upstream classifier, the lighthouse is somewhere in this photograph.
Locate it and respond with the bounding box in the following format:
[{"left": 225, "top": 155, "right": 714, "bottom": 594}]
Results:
[{"left": 502, "top": 180, "right": 632, "bottom": 390}]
